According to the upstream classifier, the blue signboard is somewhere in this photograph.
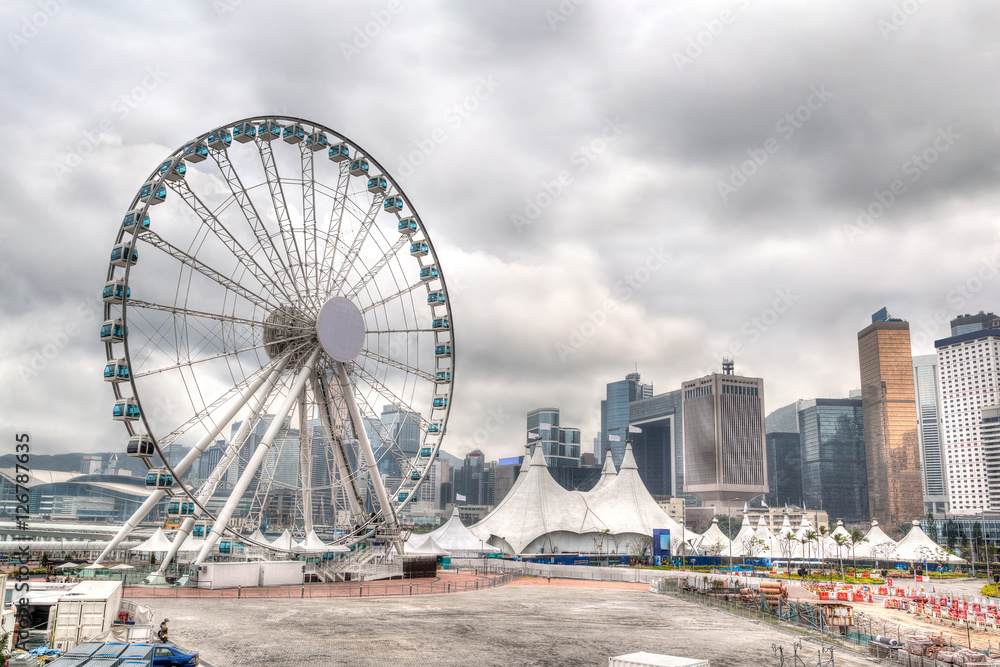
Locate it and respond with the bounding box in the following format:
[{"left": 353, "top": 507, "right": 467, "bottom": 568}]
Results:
[
  {"left": 652, "top": 528, "right": 671, "bottom": 559},
  {"left": 498, "top": 456, "right": 522, "bottom": 466}
]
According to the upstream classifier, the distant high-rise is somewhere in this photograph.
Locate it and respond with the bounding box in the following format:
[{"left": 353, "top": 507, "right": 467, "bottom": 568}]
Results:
[
  {"left": 765, "top": 431, "right": 802, "bottom": 508},
  {"left": 797, "top": 398, "right": 869, "bottom": 524},
  {"left": 527, "top": 408, "right": 581, "bottom": 467},
  {"left": 951, "top": 311, "right": 1000, "bottom": 337},
  {"left": 453, "top": 450, "right": 486, "bottom": 505},
  {"left": 935, "top": 325, "right": 1000, "bottom": 512},
  {"left": 913, "top": 354, "right": 948, "bottom": 514},
  {"left": 599, "top": 372, "right": 653, "bottom": 467},
  {"left": 857, "top": 309, "right": 923, "bottom": 527},
  {"left": 628, "top": 389, "right": 684, "bottom": 497},
  {"left": 681, "top": 366, "right": 767, "bottom": 502},
  {"left": 984, "top": 406, "right": 1000, "bottom": 511}
]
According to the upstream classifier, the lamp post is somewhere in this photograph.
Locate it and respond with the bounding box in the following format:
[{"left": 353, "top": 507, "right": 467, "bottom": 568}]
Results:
[{"left": 727, "top": 497, "right": 740, "bottom": 576}]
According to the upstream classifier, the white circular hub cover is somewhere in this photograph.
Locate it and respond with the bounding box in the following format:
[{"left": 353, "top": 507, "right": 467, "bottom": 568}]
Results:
[{"left": 316, "top": 297, "right": 365, "bottom": 362}]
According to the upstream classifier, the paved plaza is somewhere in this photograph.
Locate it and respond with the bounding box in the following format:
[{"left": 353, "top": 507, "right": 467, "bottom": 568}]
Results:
[{"left": 143, "top": 580, "right": 877, "bottom": 666}]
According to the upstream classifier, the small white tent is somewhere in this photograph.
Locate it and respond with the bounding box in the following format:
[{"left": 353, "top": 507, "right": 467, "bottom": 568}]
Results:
[{"left": 130, "top": 528, "right": 174, "bottom": 552}]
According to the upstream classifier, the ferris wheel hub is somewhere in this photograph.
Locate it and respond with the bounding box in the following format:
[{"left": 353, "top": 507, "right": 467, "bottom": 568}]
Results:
[{"left": 316, "top": 296, "right": 365, "bottom": 362}]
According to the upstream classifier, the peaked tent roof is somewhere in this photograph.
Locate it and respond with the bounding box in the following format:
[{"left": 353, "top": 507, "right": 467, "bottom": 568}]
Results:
[
  {"left": 696, "top": 518, "right": 731, "bottom": 556},
  {"left": 294, "top": 529, "right": 331, "bottom": 553},
  {"left": 246, "top": 529, "right": 267, "bottom": 545},
  {"left": 269, "top": 529, "right": 294, "bottom": 551},
  {"left": 892, "top": 520, "right": 965, "bottom": 563},
  {"left": 428, "top": 507, "right": 500, "bottom": 553},
  {"left": 731, "top": 516, "right": 756, "bottom": 556},
  {"left": 175, "top": 533, "right": 205, "bottom": 552},
  {"left": 831, "top": 520, "right": 850, "bottom": 540},
  {"left": 752, "top": 516, "right": 779, "bottom": 557},
  {"left": 130, "top": 528, "right": 174, "bottom": 552},
  {"left": 857, "top": 519, "right": 897, "bottom": 558},
  {"left": 404, "top": 535, "right": 450, "bottom": 556},
  {"left": 589, "top": 450, "right": 618, "bottom": 493}
]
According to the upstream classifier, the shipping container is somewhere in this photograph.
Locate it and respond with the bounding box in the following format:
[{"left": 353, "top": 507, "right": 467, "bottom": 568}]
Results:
[
  {"left": 609, "top": 653, "right": 709, "bottom": 667},
  {"left": 48, "top": 581, "right": 124, "bottom": 653},
  {"left": 197, "top": 560, "right": 305, "bottom": 589}
]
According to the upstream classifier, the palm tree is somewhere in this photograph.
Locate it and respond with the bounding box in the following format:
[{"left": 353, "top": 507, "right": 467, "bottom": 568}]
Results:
[
  {"left": 818, "top": 525, "right": 830, "bottom": 562},
  {"left": 833, "top": 534, "right": 849, "bottom": 580},
  {"left": 803, "top": 529, "right": 819, "bottom": 575},
  {"left": 848, "top": 528, "right": 867, "bottom": 575},
  {"left": 778, "top": 530, "right": 799, "bottom": 579}
]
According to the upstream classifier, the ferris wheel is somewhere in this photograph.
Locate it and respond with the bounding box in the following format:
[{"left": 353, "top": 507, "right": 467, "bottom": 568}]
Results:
[{"left": 96, "top": 116, "right": 454, "bottom": 567}]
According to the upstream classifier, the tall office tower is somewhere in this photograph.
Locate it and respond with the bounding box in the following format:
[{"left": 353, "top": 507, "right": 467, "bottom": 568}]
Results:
[
  {"left": 913, "top": 355, "right": 948, "bottom": 514},
  {"left": 371, "top": 405, "right": 422, "bottom": 478},
  {"left": 935, "top": 325, "right": 1000, "bottom": 512},
  {"left": 951, "top": 312, "right": 1000, "bottom": 337},
  {"left": 765, "top": 432, "right": 802, "bottom": 508},
  {"left": 628, "top": 388, "right": 683, "bottom": 497},
  {"left": 857, "top": 308, "right": 923, "bottom": 528},
  {"left": 797, "top": 398, "right": 869, "bottom": 523},
  {"left": 599, "top": 372, "right": 654, "bottom": 467},
  {"left": 984, "top": 406, "right": 1000, "bottom": 511},
  {"left": 526, "top": 408, "right": 581, "bottom": 467},
  {"left": 681, "top": 364, "right": 768, "bottom": 502},
  {"left": 453, "top": 450, "right": 485, "bottom": 505}
]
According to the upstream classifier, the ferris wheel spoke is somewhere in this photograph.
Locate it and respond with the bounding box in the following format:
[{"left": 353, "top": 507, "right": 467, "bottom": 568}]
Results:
[
  {"left": 351, "top": 364, "right": 432, "bottom": 432},
  {"left": 254, "top": 137, "right": 306, "bottom": 299},
  {"left": 165, "top": 177, "right": 295, "bottom": 305},
  {"left": 156, "top": 356, "right": 285, "bottom": 448},
  {"left": 312, "top": 374, "right": 365, "bottom": 518},
  {"left": 343, "top": 235, "right": 410, "bottom": 301},
  {"left": 131, "top": 335, "right": 312, "bottom": 379},
  {"left": 299, "top": 144, "right": 320, "bottom": 305},
  {"left": 210, "top": 149, "right": 297, "bottom": 301},
  {"left": 317, "top": 162, "right": 351, "bottom": 297},
  {"left": 360, "top": 280, "right": 426, "bottom": 314},
  {"left": 127, "top": 299, "right": 299, "bottom": 334},
  {"left": 330, "top": 194, "right": 384, "bottom": 296},
  {"left": 366, "top": 327, "right": 438, "bottom": 335},
  {"left": 356, "top": 348, "right": 436, "bottom": 383},
  {"left": 138, "top": 230, "right": 279, "bottom": 312}
]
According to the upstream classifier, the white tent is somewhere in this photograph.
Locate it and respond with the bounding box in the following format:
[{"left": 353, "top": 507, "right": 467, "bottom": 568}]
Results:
[
  {"left": 129, "top": 528, "right": 173, "bottom": 552},
  {"left": 404, "top": 535, "right": 450, "bottom": 556},
  {"left": 471, "top": 443, "right": 683, "bottom": 555},
  {"left": 891, "top": 520, "right": 965, "bottom": 564},
  {"left": 427, "top": 507, "right": 500, "bottom": 555},
  {"left": 751, "top": 516, "right": 778, "bottom": 558},
  {"left": 294, "top": 530, "right": 331, "bottom": 553},
  {"left": 730, "top": 516, "right": 755, "bottom": 557},
  {"left": 857, "top": 519, "right": 897, "bottom": 559},
  {"left": 246, "top": 529, "right": 267, "bottom": 545},
  {"left": 175, "top": 533, "right": 205, "bottom": 552},
  {"left": 269, "top": 529, "right": 294, "bottom": 551},
  {"left": 589, "top": 451, "right": 618, "bottom": 493},
  {"left": 695, "top": 518, "right": 731, "bottom": 556}
]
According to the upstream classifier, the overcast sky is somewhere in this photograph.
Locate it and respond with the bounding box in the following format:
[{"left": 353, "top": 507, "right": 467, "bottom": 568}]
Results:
[{"left": 2, "top": 1, "right": 999, "bottom": 463}]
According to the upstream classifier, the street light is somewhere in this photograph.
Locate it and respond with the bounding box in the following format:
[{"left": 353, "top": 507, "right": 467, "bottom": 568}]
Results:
[{"left": 727, "top": 497, "right": 740, "bottom": 576}]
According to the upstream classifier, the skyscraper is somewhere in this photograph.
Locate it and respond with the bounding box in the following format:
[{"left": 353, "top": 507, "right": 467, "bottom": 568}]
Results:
[
  {"left": 681, "top": 365, "right": 767, "bottom": 502},
  {"left": 628, "top": 389, "right": 684, "bottom": 497},
  {"left": 526, "top": 408, "right": 581, "bottom": 467},
  {"left": 857, "top": 309, "right": 923, "bottom": 528},
  {"left": 765, "top": 431, "right": 802, "bottom": 508},
  {"left": 984, "top": 406, "right": 1000, "bottom": 511},
  {"left": 599, "top": 372, "right": 653, "bottom": 467},
  {"left": 935, "top": 325, "right": 1000, "bottom": 512},
  {"left": 797, "top": 398, "right": 869, "bottom": 524},
  {"left": 951, "top": 311, "right": 1000, "bottom": 336},
  {"left": 913, "top": 354, "right": 948, "bottom": 514}
]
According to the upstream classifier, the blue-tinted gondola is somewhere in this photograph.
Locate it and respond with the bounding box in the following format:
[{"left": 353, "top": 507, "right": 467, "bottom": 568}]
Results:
[
  {"left": 398, "top": 219, "right": 418, "bottom": 235},
  {"left": 349, "top": 158, "right": 369, "bottom": 176},
  {"left": 433, "top": 397, "right": 448, "bottom": 408},
  {"left": 329, "top": 143, "right": 350, "bottom": 162},
  {"left": 398, "top": 491, "right": 409, "bottom": 502},
  {"left": 103, "top": 358, "right": 130, "bottom": 382},
  {"left": 427, "top": 292, "right": 446, "bottom": 305},
  {"left": 367, "top": 176, "right": 387, "bottom": 194},
  {"left": 306, "top": 132, "right": 328, "bottom": 151},
  {"left": 110, "top": 242, "right": 138, "bottom": 267},
  {"left": 432, "top": 318, "right": 450, "bottom": 330},
  {"left": 409, "top": 241, "right": 429, "bottom": 257},
  {"left": 182, "top": 143, "right": 209, "bottom": 163},
  {"left": 122, "top": 209, "right": 150, "bottom": 230},
  {"left": 207, "top": 128, "right": 232, "bottom": 149},
  {"left": 282, "top": 124, "right": 305, "bottom": 144},
  {"left": 427, "top": 423, "right": 442, "bottom": 434},
  {"left": 159, "top": 160, "right": 186, "bottom": 181},
  {"left": 100, "top": 319, "right": 127, "bottom": 343},
  {"left": 419, "top": 265, "right": 438, "bottom": 282},
  {"left": 139, "top": 181, "right": 166, "bottom": 205},
  {"left": 434, "top": 344, "right": 451, "bottom": 357},
  {"left": 232, "top": 123, "right": 256, "bottom": 143},
  {"left": 435, "top": 371, "right": 451, "bottom": 383},
  {"left": 102, "top": 280, "right": 131, "bottom": 303},
  {"left": 145, "top": 467, "right": 173, "bottom": 489},
  {"left": 384, "top": 196, "right": 403, "bottom": 213},
  {"left": 112, "top": 398, "right": 141, "bottom": 421},
  {"left": 258, "top": 121, "right": 281, "bottom": 141}
]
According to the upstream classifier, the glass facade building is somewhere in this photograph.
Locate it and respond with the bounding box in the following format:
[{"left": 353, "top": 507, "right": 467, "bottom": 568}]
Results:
[
  {"left": 527, "top": 408, "right": 581, "bottom": 467},
  {"left": 857, "top": 315, "right": 924, "bottom": 528},
  {"left": 765, "top": 431, "right": 802, "bottom": 509},
  {"left": 628, "top": 389, "right": 683, "bottom": 497},
  {"left": 985, "top": 406, "right": 1000, "bottom": 511},
  {"left": 797, "top": 398, "right": 869, "bottom": 524},
  {"left": 913, "top": 354, "right": 948, "bottom": 514},
  {"left": 599, "top": 372, "right": 653, "bottom": 468}
]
